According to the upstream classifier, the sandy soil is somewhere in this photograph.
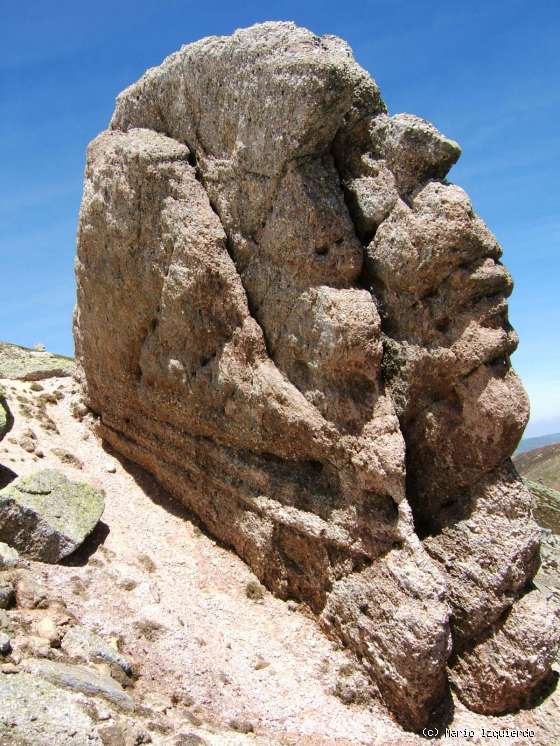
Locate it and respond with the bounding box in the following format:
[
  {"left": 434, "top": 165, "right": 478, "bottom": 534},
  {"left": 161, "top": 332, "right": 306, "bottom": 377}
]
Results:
[{"left": 1, "top": 375, "right": 559, "bottom": 745}]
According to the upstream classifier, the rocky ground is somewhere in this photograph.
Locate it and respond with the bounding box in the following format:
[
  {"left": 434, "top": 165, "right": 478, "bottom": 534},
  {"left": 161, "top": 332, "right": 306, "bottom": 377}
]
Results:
[{"left": 0, "top": 348, "right": 558, "bottom": 744}]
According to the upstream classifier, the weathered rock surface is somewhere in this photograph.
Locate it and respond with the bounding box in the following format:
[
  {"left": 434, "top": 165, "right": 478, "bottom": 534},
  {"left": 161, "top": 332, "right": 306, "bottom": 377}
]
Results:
[
  {"left": 61, "top": 625, "right": 134, "bottom": 676},
  {"left": 0, "top": 672, "right": 103, "bottom": 745},
  {"left": 0, "top": 470, "right": 104, "bottom": 563},
  {"left": 0, "top": 542, "right": 20, "bottom": 570},
  {"left": 74, "top": 22, "right": 558, "bottom": 729},
  {"left": 450, "top": 591, "right": 560, "bottom": 714},
  {"left": 0, "top": 342, "right": 75, "bottom": 380},
  {"left": 21, "top": 658, "right": 134, "bottom": 710}
]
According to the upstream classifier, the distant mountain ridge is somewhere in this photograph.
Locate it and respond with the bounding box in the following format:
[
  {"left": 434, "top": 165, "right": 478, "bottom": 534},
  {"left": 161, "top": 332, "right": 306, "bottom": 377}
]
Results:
[
  {"left": 514, "top": 442, "right": 560, "bottom": 493},
  {"left": 515, "top": 432, "right": 560, "bottom": 455}
]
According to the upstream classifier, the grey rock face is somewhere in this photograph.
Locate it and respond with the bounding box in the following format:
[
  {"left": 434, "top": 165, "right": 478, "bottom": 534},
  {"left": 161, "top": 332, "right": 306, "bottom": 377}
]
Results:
[
  {"left": 0, "top": 541, "right": 20, "bottom": 570},
  {"left": 0, "top": 470, "right": 105, "bottom": 563},
  {"left": 74, "top": 22, "right": 558, "bottom": 729},
  {"left": 21, "top": 657, "right": 134, "bottom": 710},
  {"left": 0, "top": 672, "right": 103, "bottom": 744},
  {"left": 61, "top": 625, "right": 134, "bottom": 676},
  {"left": 0, "top": 631, "right": 11, "bottom": 655}
]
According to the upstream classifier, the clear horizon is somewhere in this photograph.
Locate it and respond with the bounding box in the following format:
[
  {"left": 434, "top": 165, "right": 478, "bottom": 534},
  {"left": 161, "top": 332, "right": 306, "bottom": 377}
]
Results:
[{"left": 2, "top": 1, "right": 559, "bottom": 438}]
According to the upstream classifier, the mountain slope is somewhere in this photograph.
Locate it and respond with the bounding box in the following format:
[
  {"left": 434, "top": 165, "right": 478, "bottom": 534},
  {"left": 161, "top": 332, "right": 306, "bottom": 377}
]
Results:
[
  {"left": 514, "top": 443, "right": 560, "bottom": 493},
  {"left": 516, "top": 432, "right": 560, "bottom": 455}
]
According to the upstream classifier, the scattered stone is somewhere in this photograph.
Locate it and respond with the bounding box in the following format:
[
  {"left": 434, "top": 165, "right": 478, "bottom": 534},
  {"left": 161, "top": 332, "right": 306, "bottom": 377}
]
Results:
[
  {"left": 15, "top": 573, "right": 49, "bottom": 609},
  {"left": 254, "top": 655, "right": 270, "bottom": 670},
  {"left": 0, "top": 541, "right": 20, "bottom": 569},
  {"left": 19, "top": 435, "right": 36, "bottom": 453},
  {"left": 286, "top": 600, "right": 298, "bottom": 612},
  {"left": 39, "top": 390, "right": 64, "bottom": 405},
  {"left": 105, "top": 462, "right": 117, "bottom": 473},
  {"left": 35, "top": 616, "right": 62, "bottom": 647},
  {"left": 137, "top": 554, "right": 156, "bottom": 573},
  {"left": 134, "top": 619, "right": 165, "bottom": 642},
  {"left": 0, "top": 610, "right": 14, "bottom": 635},
  {"left": 174, "top": 734, "right": 209, "bottom": 746},
  {"left": 21, "top": 635, "right": 52, "bottom": 659},
  {"left": 22, "top": 657, "right": 134, "bottom": 710},
  {"left": 98, "top": 722, "right": 126, "bottom": 745},
  {"left": 245, "top": 580, "right": 265, "bottom": 602},
  {"left": 0, "top": 631, "right": 11, "bottom": 655},
  {"left": 229, "top": 717, "right": 254, "bottom": 734},
  {"left": 1, "top": 662, "right": 18, "bottom": 673},
  {"left": 71, "top": 399, "right": 89, "bottom": 420},
  {"left": 51, "top": 447, "right": 84, "bottom": 469},
  {"left": 0, "top": 469, "right": 105, "bottom": 563},
  {"left": 0, "top": 578, "right": 15, "bottom": 609},
  {"left": 127, "top": 727, "right": 152, "bottom": 745},
  {"left": 30, "top": 382, "right": 44, "bottom": 392},
  {"left": 61, "top": 625, "right": 134, "bottom": 676},
  {"left": 37, "top": 412, "right": 58, "bottom": 433}
]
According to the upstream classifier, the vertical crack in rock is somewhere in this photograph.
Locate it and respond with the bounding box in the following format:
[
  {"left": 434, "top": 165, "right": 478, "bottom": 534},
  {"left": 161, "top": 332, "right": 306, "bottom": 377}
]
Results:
[{"left": 74, "top": 21, "right": 559, "bottom": 731}]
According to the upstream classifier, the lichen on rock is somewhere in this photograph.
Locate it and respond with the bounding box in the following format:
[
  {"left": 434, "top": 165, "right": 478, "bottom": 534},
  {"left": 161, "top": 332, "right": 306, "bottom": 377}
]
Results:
[
  {"left": 0, "top": 469, "right": 105, "bottom": 563},
  {"left": 73, "top": 21, "right": 559, "bottom": 730}
]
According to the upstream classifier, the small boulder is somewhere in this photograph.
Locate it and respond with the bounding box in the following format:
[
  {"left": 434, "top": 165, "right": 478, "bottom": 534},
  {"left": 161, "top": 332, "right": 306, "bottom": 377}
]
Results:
[
  {"left": 245, "top": 580, "right": 265, "bottom": 601},
  {"left": 0, "top": 631, "right": 11, "bottom": 655},
  {"left": 51, "top": 448, "right": 84, "bottom": 470},
  {"left": 61, "top": 625, "right": 134, "bottom": 676},
  {"left": 0, "top": 610, "right": 14, "bottom": 635},
  {"left": 174, "top": 735, "right": 209, "bottom": 746},
  {"left": 0, "top": 470, "right": 104, "bottom": 563},
  {"left": 0, "top": 578, "right": 15, "bottom": 609},
  {"left": 0, "top": 542, "right": 20, "bottom": 569},
  {"left": 34, "top": 616, "right": 62, "bottom": 647},
  {"left": 15, "top": 573, "right": 49, "bottom": 609},
  {"left": 19, "top": 436, "right": 36, "bottom": 453},
  {"left": 20, "top": 635, "right": 52, "bottom": 659},
  {"left": 22, "top": 657, "right": 134, "bottom": 710}
]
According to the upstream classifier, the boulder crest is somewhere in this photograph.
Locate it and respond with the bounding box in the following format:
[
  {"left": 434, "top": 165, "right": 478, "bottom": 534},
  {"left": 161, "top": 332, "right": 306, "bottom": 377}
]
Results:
[{"left": 74, "top": 22, "right": 558, "bottom": 730}]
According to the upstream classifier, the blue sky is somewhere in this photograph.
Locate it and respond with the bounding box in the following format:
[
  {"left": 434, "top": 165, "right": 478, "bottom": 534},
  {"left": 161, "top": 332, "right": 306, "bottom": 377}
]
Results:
[{"left": 1, "top": 1, "right": 558, "bottom": 437}]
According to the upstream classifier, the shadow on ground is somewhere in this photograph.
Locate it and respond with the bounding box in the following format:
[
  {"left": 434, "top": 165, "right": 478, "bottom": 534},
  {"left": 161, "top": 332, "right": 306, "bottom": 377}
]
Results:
[{"left": 62, "top": 520, "right": 110, "bottom": 567}]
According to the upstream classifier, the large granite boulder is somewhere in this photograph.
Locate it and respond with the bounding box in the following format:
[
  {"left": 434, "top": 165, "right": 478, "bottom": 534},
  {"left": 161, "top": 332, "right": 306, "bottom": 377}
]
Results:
[
  {"left": 74, "top": 22, "right": 558, "bottom": 730},
  {"left": 0, "top": 470, "right": 104, "bottom": 562}
]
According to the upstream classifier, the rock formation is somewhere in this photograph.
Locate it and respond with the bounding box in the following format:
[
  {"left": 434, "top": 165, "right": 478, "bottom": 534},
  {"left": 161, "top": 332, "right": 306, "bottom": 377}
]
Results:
[{"left": 74, "top": 22, "right": 559, "bottom": 730}]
